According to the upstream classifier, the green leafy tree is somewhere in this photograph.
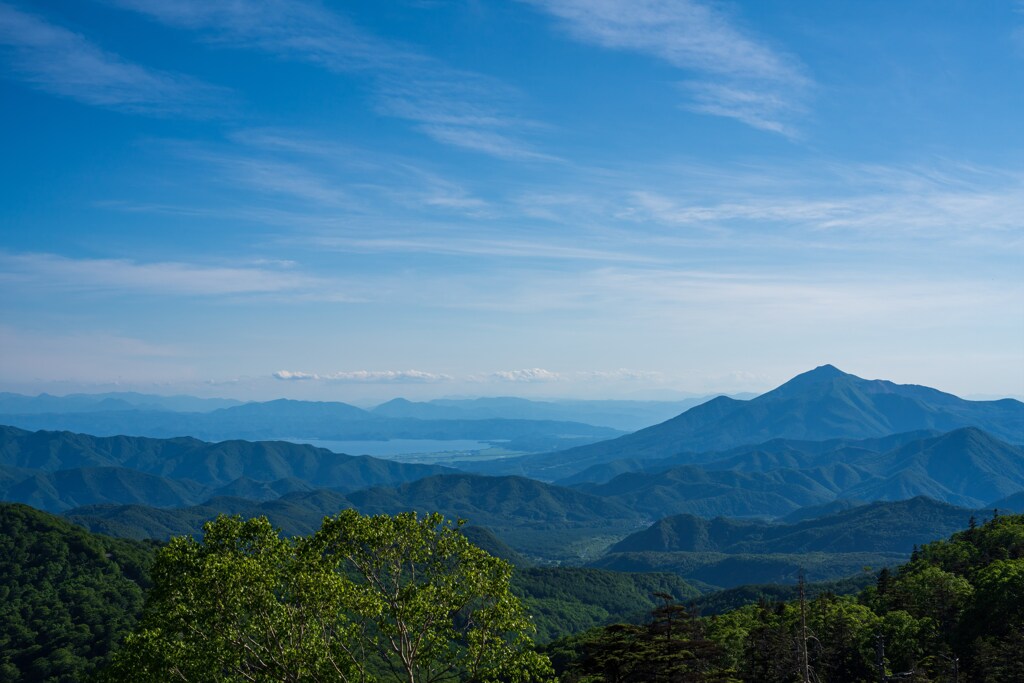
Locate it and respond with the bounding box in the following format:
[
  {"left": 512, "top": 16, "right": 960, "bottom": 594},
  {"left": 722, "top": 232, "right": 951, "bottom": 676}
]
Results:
[
  {"left": 104, "top": 511, "right": 552, "bottom": 683},
  {"left": 806, "top": 595, "right": 877, "bottom": 682},
  {"left": 307, "top": 509, "right": 553, "bottom": 683}
]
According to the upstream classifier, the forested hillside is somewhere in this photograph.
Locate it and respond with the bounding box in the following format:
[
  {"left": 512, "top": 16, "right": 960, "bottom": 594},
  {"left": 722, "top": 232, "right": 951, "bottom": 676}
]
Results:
[
  {"left": 0, "top": 504, "right": 154, "bottom": 682},
  {"left": 548, "top": 512, "right": 1024, "bottom": 682},
  {"left": 5, "top": 498, "right": 1024, "bottom": 681}
]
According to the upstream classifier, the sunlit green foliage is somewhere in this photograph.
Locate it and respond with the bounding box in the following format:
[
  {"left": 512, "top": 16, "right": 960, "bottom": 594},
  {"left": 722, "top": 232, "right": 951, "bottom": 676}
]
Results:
[{"left": 104, "top": 510, "right": 553, "bottom": 683}]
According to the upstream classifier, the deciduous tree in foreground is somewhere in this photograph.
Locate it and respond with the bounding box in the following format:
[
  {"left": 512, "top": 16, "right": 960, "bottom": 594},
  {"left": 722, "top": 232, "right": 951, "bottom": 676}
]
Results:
[{"left": 103, "top": 511, "right": 553, "bottom": 683}]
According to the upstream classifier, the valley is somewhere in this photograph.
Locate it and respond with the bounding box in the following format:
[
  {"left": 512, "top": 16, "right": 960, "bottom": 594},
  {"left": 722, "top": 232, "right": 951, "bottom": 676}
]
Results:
[{"left": 2, "top": 365, "right": 1023, "bottom": 680}]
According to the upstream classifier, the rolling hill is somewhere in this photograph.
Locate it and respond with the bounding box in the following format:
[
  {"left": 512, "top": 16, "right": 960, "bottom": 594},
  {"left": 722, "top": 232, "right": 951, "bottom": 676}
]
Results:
[
  {"left": 570, "top": 428, "right": 1024, "bottom": 518},
  {"left": 609, "top": 496, "right": 979, "bottom": 554},
  {"left": 0, "top": 426, "right": 451, "bottom": 512},
  {"left": 64, "top": 473, "right": 647, "bottom": 562}
]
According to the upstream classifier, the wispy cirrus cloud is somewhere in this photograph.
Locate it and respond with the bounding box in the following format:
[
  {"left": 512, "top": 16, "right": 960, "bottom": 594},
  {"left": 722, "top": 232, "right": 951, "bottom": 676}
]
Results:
[
  {"left": 0, "top": 2, "right": 224, "bottom": 115},
  {"left": 107, "top": 0, "right": 550, "bottom": 159},
  {"left": 311, "top": 235, "right": 655, "bottom": 264},
  {"left": 521, "top": 0, "right": 811, "bottom": 135},
  {"left": 417, "top": 125, "right": 559, "bottom": 162},
  {"left": 229, "top": 128, "right": 494, "bottom": 213},
  {"left": 613, "top": 161, "right": 1024, "bottom": 246},
  {"left": 0, "top": 251, "right": 326, "bottom": 297},
  {"left": 143, "top": 129, "right": 496, "bottom": 222}
]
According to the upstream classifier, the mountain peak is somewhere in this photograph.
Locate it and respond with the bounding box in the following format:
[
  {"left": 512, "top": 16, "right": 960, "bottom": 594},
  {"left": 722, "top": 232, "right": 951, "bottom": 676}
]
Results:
[
  {"left": 768, "top": 364, "right": 853, "bottom": 396},
  {"left": 803, "top": 364, "right": 846, "bottom": 379},
  {"left": 811, "top": 362, "right": 843, "bottom": 374}
]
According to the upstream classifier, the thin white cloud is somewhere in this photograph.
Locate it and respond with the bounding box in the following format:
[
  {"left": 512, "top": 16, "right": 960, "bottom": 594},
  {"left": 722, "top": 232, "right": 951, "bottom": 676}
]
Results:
[
  {"left": 417, "top": 125, "right": 560, "bottom": 162},
  {"left": 188, "top": 148, "right": 353, "bottom": 207},
  {"left": 107, "top": 0, "right": 549, "bottom": 159},
  {"left": 575, "top": 369, "right": 665, "bottom": 382},
  {"left": 0, "top": 251, "right": 325, "bottom": 297},
  {"left": 521, "top": 0, "right": 810, "bottom": 135},
  {"left": 271, "top": 367, "right": 676, "bottom": 386},
  {"left": 488, "top": 368, "right": 565, "bottom": 382},
  {"left": 274, "top": 369, "right": 453, "bottom": 383},
  {"left": 518, "top": 159, "right": 1024, "bottom": 250},
  {"left": 623, "top": 161, "right": 1024, "bottom": 242},
  {"left": 683, "top": 81, "right": 799, "bottom": 135},
  {"left": 273, "top": 370, "right": 318, "bottom": 381},
  {"left": 230, "top": 128, "right": 494, "bottom": 214},
  {"left": 0, "top": 2, "right": 224, "bottom": 115}
]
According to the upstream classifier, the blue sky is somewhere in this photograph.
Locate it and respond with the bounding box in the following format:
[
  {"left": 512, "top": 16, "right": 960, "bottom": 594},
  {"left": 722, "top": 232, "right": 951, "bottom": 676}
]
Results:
[{"left": 1, "top": 0, "right": 1022, "bottom": 402}]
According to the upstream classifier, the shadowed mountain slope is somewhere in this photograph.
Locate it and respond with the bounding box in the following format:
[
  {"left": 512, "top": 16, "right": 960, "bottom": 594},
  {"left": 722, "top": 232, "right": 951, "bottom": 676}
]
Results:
[
  {"left": 0, "top": 426, "right": 451, "bottom": 512},
  {"left": 64, "top": 474, "right": 645, "bottom": 550},
  {"left": 610, "top": 497, "right": 979, "bottom": 555},
  {"left": 572, "top": 428, "right": 1024, "bottom": 517},
  {"left": 467, "top": 366, "right": 1024, "bottom": 481}
]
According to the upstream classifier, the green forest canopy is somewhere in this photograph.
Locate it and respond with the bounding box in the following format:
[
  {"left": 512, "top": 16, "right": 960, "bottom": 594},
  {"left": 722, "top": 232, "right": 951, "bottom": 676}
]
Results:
[{"left": 3, "top": 502, "right": 1024, "bottom": 682}]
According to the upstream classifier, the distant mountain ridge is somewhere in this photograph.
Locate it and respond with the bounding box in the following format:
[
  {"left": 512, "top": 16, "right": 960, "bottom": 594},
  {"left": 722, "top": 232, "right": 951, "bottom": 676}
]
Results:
[
  {"left": 572, "top": 428, "right": 1024, "bottom": 517},
  {"left": 469, "top": 365, "right": 1024, "bottom": 480},
  {"left": 609, "top": 496, "right": 979, "bottom": 554},
  {"left": 370, "top": 396, "right": 726, "bottom": 431},
  {"left": 0, "top": 391, "right": 719, "bottom": 432},
  {"left": 0, "top": 391, "right": 242, "bottom": 414},
  {"left": 6, "top": 422, "right": 1023, "bottom": 521},
  {"left": 64, "top": 473, "right": 647, "bottom": 561},
  {"left": 0, "top": 426, "right": 450, "bottom": 512},
  {"left": 586, "top": 496, "right": 990, "bottom": 589},
  {"left": 0, "top": 398, "right": 622, "bottom": 450}
]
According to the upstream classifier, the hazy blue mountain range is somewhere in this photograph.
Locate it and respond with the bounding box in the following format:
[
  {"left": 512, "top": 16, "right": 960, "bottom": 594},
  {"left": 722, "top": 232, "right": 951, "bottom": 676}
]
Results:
[
  {"left": 571, "top": 428, "right": 1024, "bottom": 517},
  {"left": 0, "top": 391, "right": 742, "bottom": 433},
  {"left": 468, "top": 365, "right": 1024, "bottom": 481},
  {"left": 6, "top": 421, "right": 1023, "bottom": 524},
  {"left": 370, "top": 396, "right": 735, "bottom": 432},
  {"left": 0, "top": 426, "right": 449, "bottom": 511},
  {"left": 555, "top": 430, "right": 939, "bottom": 486},
  {"left": 0, "top": 398, "right": 622, "bottom": 451},
  {"left": 0, "top": 391, "right": 242, "bottom": 414}
]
